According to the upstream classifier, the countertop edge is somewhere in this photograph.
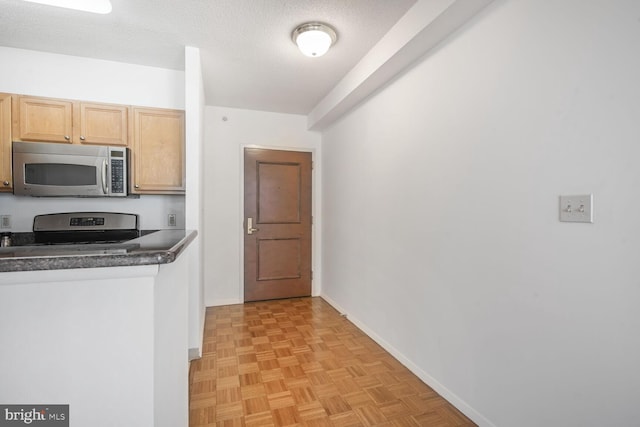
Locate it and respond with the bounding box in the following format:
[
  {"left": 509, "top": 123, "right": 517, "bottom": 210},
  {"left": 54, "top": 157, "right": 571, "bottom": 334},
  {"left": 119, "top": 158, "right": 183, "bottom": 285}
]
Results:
[{"left": 0, "top": 230, "right": 198, "bottom": 273}]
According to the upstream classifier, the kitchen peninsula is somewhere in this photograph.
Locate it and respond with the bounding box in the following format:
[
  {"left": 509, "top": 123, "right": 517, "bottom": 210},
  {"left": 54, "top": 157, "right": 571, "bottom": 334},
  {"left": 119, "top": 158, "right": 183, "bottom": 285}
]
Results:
[
  {"left": 0, "top": 229, "right": 196, "bottom": 272},
  {"left": 0, "top": 230, "right": 197, "bottom": 427}
]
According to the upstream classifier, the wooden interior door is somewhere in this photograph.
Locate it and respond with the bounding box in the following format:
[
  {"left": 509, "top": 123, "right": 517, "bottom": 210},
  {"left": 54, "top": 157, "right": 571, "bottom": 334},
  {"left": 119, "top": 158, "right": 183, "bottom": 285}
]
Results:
[{"left": 244, "top": 148, "right": 312, "bottom": 302}]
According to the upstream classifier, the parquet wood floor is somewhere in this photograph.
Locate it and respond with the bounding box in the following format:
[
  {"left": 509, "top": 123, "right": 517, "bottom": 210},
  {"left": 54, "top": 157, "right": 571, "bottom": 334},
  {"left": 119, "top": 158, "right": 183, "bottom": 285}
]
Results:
[{"left": 189, "top": 297, "right": 476, "bottom": 427}]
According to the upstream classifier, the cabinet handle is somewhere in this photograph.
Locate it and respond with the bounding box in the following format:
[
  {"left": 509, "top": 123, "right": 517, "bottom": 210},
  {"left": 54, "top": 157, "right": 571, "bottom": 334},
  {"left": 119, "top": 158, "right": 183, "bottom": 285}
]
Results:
[
  {"left": 80, "top": 136, "right": 86, "bottom": 141},
  {"left": 134, "top": 184, "right": 139, "bottom": 189},
  {"left": 2, "top": 181, "right": 9, "bottom": 186},
  {"left": 64, "top": 135, "right": 70, "bottom": 141}
]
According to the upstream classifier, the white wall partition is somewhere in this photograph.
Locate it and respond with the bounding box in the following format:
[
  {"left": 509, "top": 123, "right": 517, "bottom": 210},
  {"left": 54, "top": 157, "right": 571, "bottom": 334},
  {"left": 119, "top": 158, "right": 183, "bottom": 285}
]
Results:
[
  {"left": 0, "top": 252, "right": 191, "bottom": 427},
  {"left": 184, "top": 46, "right": 205, "bottom": 357},
  {"left": 320, "top": 1, "right": 640, "bottom": 426},
  {"left": 203, "top": 106, "right": 321, "bottom": 306}
]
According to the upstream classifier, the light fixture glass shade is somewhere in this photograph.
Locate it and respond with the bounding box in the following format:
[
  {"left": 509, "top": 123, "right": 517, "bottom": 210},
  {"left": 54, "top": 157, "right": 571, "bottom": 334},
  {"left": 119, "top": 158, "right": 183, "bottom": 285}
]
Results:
[
  {"left": 22, "top": 0, "right": 112, "bottom": 14},
  {"left": 292, "top": 23, "right": 337, "bottom": 57}
]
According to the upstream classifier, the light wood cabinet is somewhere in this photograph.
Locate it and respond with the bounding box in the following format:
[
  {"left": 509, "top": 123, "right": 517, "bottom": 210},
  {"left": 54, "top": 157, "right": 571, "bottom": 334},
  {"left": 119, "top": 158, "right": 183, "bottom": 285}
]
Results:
[
  {"left": 0, "top": 93, "right": 12, "bottom": 192},
  {"left": 13, "top": 96, "right": 128, "bottom": 146},
  {"left": 131, "top": 107, "right": 185, "bottom": 194},
  {"left": 13, "top": 96, "right": 73, "bottom": 143},
  {"left": 75, "top": 102, "right": 128, "bottom": 146}
]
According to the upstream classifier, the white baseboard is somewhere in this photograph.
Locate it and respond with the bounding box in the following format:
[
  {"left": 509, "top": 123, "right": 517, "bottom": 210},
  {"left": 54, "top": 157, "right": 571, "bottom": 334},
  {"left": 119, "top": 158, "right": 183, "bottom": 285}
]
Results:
[
  {"left": 209, "top": 298, "right": 242, "bottom": 307},
  {"left": 188, "top": 304, "right": 206, "bottom": 360},
  {"left": 188, "top": 305, "right": 207, "bottom": 361},
  {"left": 188, "top": 347, "right": 200, "bottom": 361},
  {"left": 320, "top": 293, "right": 496, "bottom": 427}
]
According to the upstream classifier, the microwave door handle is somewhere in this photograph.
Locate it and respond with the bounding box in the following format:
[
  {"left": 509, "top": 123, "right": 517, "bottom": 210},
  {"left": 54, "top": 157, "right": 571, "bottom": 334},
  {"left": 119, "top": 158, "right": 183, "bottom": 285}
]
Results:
[{"left": 101, "top": 159, "right": 108, "bottom": 195}]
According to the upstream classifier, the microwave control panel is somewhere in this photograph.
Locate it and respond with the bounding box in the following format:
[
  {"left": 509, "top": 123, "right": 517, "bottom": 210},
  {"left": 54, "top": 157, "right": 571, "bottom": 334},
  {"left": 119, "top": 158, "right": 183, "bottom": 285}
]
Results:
[
  {"left": 109, "top": 148, "right": 127, "bottom": 195},
  {"left": 111, "top": 158, "right": 125, "bottom": 194}
]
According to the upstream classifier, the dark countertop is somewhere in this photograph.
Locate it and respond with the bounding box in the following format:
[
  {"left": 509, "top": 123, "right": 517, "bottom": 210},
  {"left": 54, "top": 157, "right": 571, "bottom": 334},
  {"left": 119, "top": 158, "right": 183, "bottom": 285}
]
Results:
[{"left": 0, "top": 229, "right": 197, "bottom": 273}]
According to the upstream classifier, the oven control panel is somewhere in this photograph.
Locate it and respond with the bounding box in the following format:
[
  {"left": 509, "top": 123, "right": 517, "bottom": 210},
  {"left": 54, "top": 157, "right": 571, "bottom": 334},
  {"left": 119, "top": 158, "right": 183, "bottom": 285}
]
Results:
[
  {"left": 34, "top": 212, "right": 138, "bottom": 232},
  {"left": 70, "top": 217, "right": 106, "bottom": 227}
]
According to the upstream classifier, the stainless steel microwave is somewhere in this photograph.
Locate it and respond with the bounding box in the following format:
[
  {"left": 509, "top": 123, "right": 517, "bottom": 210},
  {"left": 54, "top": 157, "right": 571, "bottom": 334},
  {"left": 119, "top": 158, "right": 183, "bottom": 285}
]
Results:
[{"left": 12, "top": 141, "right": 128, "bottom": 197}]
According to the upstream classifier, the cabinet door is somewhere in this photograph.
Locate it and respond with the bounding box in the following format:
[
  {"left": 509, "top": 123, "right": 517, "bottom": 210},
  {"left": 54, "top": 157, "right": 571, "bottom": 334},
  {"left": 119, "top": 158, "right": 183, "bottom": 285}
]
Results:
[
  {"left": 131, "top": 107, "right": 185, "bottom": 194},
  {"left": 14, "top": 96, "right": 73, "bottom": 143},
  {"left": 77, "top": 102, "right": 128, "bottom": 146},
  {"left": 0, "top": 93, "right": 11, "bottom": 192}
]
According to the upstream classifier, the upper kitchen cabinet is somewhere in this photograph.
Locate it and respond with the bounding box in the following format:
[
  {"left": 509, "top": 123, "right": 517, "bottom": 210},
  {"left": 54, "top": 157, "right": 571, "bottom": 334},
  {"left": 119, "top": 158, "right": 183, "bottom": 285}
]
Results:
[
  {"left": 0, "top": 93, "right": 12, "bottom": 192},
  {"left": 13, "top": 96, "right": 73, "bottom": 143},
  {"left": 131, "top": 107, "right": 185, "bottom": 194},
  {"left": 12, "top": 95, "right": 128, "bottom": 146},
  {"left": 76, "top": 102, "right": 128, "bottom": 146}
]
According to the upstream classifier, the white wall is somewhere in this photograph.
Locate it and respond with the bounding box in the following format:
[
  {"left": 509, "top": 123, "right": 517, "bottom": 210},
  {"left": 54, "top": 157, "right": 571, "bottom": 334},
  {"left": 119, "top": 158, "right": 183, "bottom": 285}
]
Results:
[
  {"left": 0, "top": 46, "right": 184, "bottom": 108},
  {"left": 0, "top": 46, "right": 186, "bottom": 231},
  {"left": 204, "top": 106, "right": 321, "bottom": 306},
  {"left": 320, "top": 1, "right": 640, "bottom": 426}
]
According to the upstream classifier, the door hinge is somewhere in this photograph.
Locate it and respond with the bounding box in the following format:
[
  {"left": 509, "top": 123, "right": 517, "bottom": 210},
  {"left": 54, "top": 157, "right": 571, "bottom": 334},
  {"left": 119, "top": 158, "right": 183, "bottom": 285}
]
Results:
[
  {"left": 311, "top": 270, "right": 314, "bottom": 280},
  {"left": 311, "top": 161, "right": 314, "bottom": 170},
  {"left": 311, "top": 215, "right": 313, "bottom": 225}
]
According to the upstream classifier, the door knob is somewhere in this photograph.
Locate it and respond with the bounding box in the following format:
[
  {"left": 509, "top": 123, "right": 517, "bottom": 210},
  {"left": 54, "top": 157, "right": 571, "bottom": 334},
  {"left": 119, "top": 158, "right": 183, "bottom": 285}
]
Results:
[{"left": 247, "top": 217, "right": 259, "bottom": 235}]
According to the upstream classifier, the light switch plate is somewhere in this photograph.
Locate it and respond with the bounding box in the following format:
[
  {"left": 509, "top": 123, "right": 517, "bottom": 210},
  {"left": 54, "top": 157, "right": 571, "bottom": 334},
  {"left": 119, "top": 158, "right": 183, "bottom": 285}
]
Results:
[
  {"left": 0, "top": 215, "right": 10, "bottom": 228},
  {"left": 168, "top": 214, "right": 177, "bottom": 227},
  {"left": 559, "top": 194, "right": 593, "bottom": 223}
]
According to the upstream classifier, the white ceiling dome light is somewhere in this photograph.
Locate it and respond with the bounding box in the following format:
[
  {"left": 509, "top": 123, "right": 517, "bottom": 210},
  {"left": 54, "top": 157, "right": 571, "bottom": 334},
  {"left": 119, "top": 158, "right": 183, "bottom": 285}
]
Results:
[{"left": 292, "top": 22, "right": 337, "bottom": 58}]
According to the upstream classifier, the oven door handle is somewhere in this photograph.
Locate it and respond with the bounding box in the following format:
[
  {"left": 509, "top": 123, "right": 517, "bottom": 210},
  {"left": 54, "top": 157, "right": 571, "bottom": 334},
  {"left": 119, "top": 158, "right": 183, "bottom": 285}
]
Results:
[{"left": 101, "top": 159, "right": 108, "bottom": 195}]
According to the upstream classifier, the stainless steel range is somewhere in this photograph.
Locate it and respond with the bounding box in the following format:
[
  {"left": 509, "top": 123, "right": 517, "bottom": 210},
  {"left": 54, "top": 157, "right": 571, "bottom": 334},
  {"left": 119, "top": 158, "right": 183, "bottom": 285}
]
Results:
[{"left": 32, "top": 212, "right": 140, "bottom": 245}]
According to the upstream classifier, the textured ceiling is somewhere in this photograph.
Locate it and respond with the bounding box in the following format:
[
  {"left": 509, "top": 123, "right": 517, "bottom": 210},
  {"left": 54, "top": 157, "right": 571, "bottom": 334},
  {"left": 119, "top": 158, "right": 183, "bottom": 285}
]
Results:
[{"left": 0, "top": 0, "right": 416, "bottom": 114}]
